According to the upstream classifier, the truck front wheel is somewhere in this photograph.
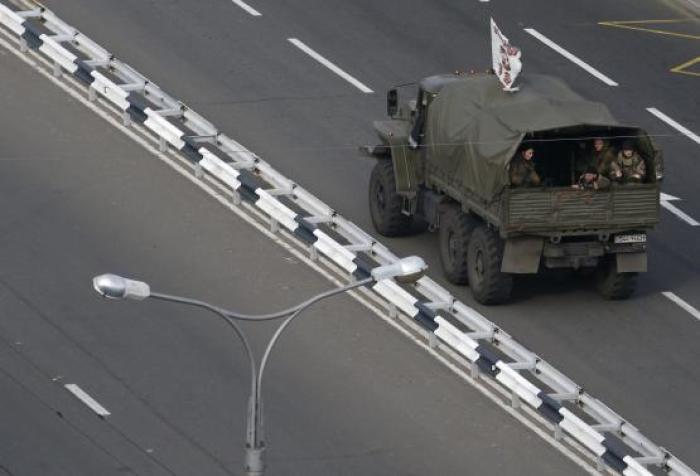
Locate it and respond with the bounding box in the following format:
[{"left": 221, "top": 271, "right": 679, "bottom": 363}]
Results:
[
  {"left": 439, "top": 206, "right": 477, "bottom": 284},
  {"left": 467, "top": 225, "right": 513, "bottom": 305},
  {"left": 369, "top": 160, "right": 412, "bottom": 236},
  {"left": 596, "top": 258, "right": 637, "bottom": 300}
]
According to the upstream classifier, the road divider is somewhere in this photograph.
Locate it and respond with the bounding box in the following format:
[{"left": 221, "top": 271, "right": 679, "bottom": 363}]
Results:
[
  {"left": 288, "top": 38, "right": 374, "bottom": 93},
  {"left": 1, "top": 2, "right": 695, "bottom": 475},
  {"left": 524, "top": 28, "right": 619, "bottom": 86}
]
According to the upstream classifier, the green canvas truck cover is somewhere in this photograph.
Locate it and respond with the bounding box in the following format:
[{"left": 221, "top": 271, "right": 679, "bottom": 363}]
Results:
[{"left": 425, "top": 73, "right": 639, "bottom": 201}]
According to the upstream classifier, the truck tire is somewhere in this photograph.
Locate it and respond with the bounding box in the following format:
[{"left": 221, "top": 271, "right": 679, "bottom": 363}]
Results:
[
  {"left": 467, "top": 225, "right": 513, "bottom": 305},
  {"left": 596, "top": 258, "right": 637, "bottom": 300},
  {"left": 369, "top": 160, "right": 412, "bottom": 236},
  {"left": 439, "top": 206, "right": 477, "bottom": 284}
]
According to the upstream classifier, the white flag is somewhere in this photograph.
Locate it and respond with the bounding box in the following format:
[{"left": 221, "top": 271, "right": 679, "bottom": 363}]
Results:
[{"left": 491, "top": 18, "right": 522, "bottom": 92}]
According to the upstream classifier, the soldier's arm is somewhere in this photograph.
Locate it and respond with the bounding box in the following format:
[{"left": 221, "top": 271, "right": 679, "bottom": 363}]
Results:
[
  {"left": 510, "top": 169, "right": 523, "bottom": 186},
  {"left": 636, "top": 158, "right": 647, "bottom": 178}
]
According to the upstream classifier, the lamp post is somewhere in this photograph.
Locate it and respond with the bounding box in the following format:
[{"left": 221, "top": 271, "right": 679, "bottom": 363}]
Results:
[{"left": 92, "top": 256, "right": 427, "bottom": 476}]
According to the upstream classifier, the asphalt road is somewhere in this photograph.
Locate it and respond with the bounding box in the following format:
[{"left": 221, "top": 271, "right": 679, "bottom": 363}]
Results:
[
  {"left": 0, "top": 41, "right": 584, "bottom": 474},
  {"left": 3, "top": 0, "right": 700, "bottom": 472}
]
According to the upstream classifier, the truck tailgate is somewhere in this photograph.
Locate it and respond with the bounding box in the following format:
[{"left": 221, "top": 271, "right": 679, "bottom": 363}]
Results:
[{"left": 505, "top": 185, "right": 659, "bottom": 232}]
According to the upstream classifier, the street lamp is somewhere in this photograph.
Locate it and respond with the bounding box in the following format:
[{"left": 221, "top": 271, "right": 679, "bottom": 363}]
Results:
[{"left": 92, "top": 256, "right": 426, "bottom": 475}]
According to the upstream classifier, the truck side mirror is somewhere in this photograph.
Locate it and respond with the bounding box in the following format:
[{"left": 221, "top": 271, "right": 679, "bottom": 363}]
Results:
[{"left": 387, "top": 89, "right": 398, "bottom": 117}]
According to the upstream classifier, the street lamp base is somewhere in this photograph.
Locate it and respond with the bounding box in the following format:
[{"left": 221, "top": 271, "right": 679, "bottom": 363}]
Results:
[{"left": 245, "top": 445, "right": 266, "bottom": 476}]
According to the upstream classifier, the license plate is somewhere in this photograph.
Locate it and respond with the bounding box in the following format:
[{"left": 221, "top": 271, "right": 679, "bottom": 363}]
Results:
[{"left": 614, "top": 234, "right": 646, "bottom": 244}]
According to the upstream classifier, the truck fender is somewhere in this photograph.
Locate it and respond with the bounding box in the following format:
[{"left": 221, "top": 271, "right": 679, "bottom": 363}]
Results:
[
  {"left": 501, "top": 237, "right": 544, "bottom": 274},
  {"left": 616, "top": 252, "right": 647, "bottom": 273}
]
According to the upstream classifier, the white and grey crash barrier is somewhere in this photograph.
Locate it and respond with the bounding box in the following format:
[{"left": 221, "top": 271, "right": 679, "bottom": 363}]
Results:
[{"left": 0, "top": 1, "right": 696, "bottom": 475}]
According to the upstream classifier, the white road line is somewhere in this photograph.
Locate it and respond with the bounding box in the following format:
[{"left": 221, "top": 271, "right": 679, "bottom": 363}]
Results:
[
  {"left": 524, "top": 28, "right": 619, "bottom": 86},
  {"left": 288, "top": 38, "right": 374, "bottom": 94},
  {"left": 647, "top": 107, "right": 700, "bottom": 146},
  {"left": 660, "top": 200, "right": 700, "bottom": 226},
  {"left": 231, "top": 0, "right": 261, "bottom": 16},
  {"left": 660, "top": 192, "right": 700, "bottom": 226},
  {"left": 662, "top": 292, "right": 700, "bottom": 322},
  {"left": 64, "top": 384, "right": 111, "bottom": 417}
]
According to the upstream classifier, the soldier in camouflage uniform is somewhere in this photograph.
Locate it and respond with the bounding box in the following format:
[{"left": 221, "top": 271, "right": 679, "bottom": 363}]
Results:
[
  {"left": 574, "top": 138, "right": 615, "bottom": 179},
  {"left": 510, "top": 146, "right": 541, "bottom": 187},
  {"left": 592, "top": 138, "right": 616, "bottom": 176},
  {"left": 610, "top": 141, "right": 646, "bottom": 183},
  {"left": 573, "top": 165, "right": 611, "bottom": 191}
]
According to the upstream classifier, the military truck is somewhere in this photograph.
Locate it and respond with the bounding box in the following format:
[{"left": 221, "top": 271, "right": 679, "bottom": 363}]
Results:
[{"left": 364, "top": 72, "right": 662, "bottom": 304}]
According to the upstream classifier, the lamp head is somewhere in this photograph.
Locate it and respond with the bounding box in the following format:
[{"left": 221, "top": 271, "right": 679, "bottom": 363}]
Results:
[
  {"left": 371, "top": 256, "right": 427, "bottom": 284},
  {"left": 93, "top": 274, "right": 151, "bottom": 300}
]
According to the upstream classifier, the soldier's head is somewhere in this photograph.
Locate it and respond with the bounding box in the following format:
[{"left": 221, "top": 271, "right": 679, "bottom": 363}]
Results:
[
  {"left": 582, "top": 166, "right": 598, "bottom": 183},
  {"left": 593, "top": 138, "right": 604, "bottom": 152},
  {"left": 520, "top": 145, "right": 534, "bottom": 161},
  {"left": 621, "top": 141, "right": 635, "bottom": 158}
]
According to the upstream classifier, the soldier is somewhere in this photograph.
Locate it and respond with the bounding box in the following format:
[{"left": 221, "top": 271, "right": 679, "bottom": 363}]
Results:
[
  {"left": 510, "top": 145, "right": 541, "bottom": 187},
  {"left": 572, "top": 166, "right": 611, "bottom": 191},
  {"left": 574, "top": 138, "right": 615, "bottom": 179},
  {"left": 611, "top": 141, "right": 646, "bottom": 183},
  {"left": 592, "top": 138, "right": 616, "bottom": 176}
]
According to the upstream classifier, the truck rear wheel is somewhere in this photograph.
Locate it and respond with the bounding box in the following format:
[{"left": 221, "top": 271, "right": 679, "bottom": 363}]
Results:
[
  {"left": 439, "top": 206, "right": 477, "bottom": 284},
  {"left": 369, "top": 160, "right": 412, "bottom": 236},
  {"left": 467, "top": 225, "right": 513, "bottom": 304},
  {"left": 596, "top": 258, "right": 637, "bottom": 300}
]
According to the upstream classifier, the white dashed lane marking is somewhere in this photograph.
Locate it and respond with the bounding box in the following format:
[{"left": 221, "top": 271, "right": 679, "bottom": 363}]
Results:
[
  {"left": 662, "top": 292, "right": 700, "bottom": 322},
  {"left": 647, "top": 107, "right": 700, "bottom": 146},
  {"left": 288, "top": 38, "right": 374, "bottom": 94},
  {"left": 231, "top": 0, "right": 261, "bottom": 17},
  {"left": 660, "top": 193, "right": 700, "bottom": 227},
  {"left": 64, "top": 384, "right": 111, "bottom": 417},
  {"left": 524, "top": 28, "right": 619, "bottom": 86}
]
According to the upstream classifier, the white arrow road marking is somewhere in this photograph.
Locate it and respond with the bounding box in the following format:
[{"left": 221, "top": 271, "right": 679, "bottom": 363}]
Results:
[
  {"left": 288, "top": 38, "right": 374, "bottom": 94},
  {"left": 231, "top": 0, "right": 262, "bottom": 16},
  {"left": 660, "top": 193, "right": 699, "bottom": 226},
  {"left": 662, "top": 292, "right": 700, "bottom": 322},
  {"left": 524, "top": 28, "right": 619, "bottom": 86},
  {"left": 64, "top": 384, "right": 111, "bottom": 417},
  {"left": 647, "top": 107, "right": 700, "bottom": 146}
]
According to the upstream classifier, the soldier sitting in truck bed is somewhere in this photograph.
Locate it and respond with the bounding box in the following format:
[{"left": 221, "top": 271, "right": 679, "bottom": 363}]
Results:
[
  {"left": 572, "top": 165, "right": 611, "bottom": 191},
  {"left": 573, "top": 137, "right": 616, "bottom": 182},
  {"left": 611, "top": 141, "right": 646, "bottom": 183},
  {"left": 509, "top": 145, "right": 541, "bottom": 187}
]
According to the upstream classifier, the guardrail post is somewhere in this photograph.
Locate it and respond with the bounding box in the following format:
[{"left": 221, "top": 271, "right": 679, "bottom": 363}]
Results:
[
  {"left": 428, "top": 332, "right": 439, "bottom": 349},
  {"left": 308, "top": 245, "right": 318, "bottom": 261},
  {"left": 470, "top": 361, "right": 479, "bottom": 380},
  {"left": 388, "top": 303, "right": 398, "bottom": 319},
  {"left": 510, "top": 391, "right": 520, "bottom": 409},
  {"left": 553, "top": 425, "right": 563, "bottom": 441},
  {"left": 52, "top": 61, "right": 61, "bottom": 78}
]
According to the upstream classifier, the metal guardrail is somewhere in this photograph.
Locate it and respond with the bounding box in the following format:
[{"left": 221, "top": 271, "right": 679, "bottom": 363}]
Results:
[{"left": 0, "top": 2, "right": 696, "bottom": 474}]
